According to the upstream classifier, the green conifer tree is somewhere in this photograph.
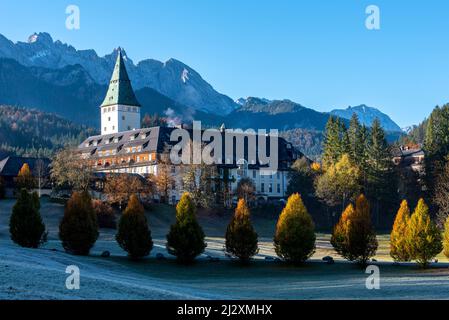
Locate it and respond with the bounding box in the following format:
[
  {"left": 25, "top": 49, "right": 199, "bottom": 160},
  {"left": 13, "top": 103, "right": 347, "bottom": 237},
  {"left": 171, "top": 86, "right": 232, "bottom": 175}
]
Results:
[
  {"left": 116, "top": 194, "right": 153, "bottom": 259},
  {"left": 59, "top": 191, "right": 99, "bottom": 255},
  {"left": 225, "top": 199, "right": 258, "bottom": 262},
  {"left": 9, "top": 189, "right": 46, "bottom": 248},
  {"left": 166, "top": 193, "right": 206, "bottom": 263}
]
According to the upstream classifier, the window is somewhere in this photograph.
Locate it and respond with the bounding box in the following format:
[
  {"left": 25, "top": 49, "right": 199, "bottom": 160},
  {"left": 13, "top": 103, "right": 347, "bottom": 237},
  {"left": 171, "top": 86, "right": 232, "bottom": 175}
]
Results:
[
  {"left": 269, "top": 183, "right": 273, "bottom": 193},
  {"left": 128, "top": 126, "right": 131, "bottom": 130},
  {"left": 252, "top": 170, "right": 256, "bottom": 179},
  {"left": 277, "top": 184, "right": 281, "bottom": 193},
  {"left": 108, "top": 117, "right": 111, "bottom": 121},
  {"left": 104, "top": 127, "right": 107, "bottom": 132},
  {"left": 112, "top": 107, "right": 115, "bottom": 111},
  {"left": 237, "top": 159, "right": 248, "bottom": 177},
  {"left": 261, "top": 183, "right": 265, "bottom": 193},
  {"left": 277, "top": 171, "right": 280, "bottom": 179},
  {"left": 112, "top": 126, "right": 115, "bottom": 130},
  {"left": 108, "top": 107, "right": 111, "bottom": 112},
  {"left": 122, "top": 116, "right": 125, "bottom": 120}
]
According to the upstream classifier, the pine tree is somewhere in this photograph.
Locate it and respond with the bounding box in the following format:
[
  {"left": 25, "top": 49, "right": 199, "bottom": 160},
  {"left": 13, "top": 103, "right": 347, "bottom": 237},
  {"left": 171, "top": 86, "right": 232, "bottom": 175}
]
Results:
[
  {"left": 390, "top": 200, "right": 411, "bottom": 262},
  {"left": 407, "top": 199, "right": 442, "bottom": 268},
  {"left": 15, "top": 163, "right": 35, "bottom": 191},
  {"left": 366, "top": 119, "right": 397, "bottom": 225},
  {"left": 9, "top": 189, "right": 46, "bottom": 248},
  {"left": 166, "top": 193, "right": 206, "bottom": 263},
  {"left": 225, "top": 199, "right": 258, "bottom": 262},
  {"left": 116, "top": 194, "right": 153, "bottom": 259},
  {"left": 59, "top": 191, "right": 99, "bottom": 255},
  {"left": 274, "top": 193, "right": 316, "bottom": 264},
  {"left": 331, "top": 194, "right": 378, "bottom": 266},
  {"left": 322, "top": 116, "right": 342, "bottom": 167},
  {"left": 443, "top": 216, "right": 449, "bottom": 259}
]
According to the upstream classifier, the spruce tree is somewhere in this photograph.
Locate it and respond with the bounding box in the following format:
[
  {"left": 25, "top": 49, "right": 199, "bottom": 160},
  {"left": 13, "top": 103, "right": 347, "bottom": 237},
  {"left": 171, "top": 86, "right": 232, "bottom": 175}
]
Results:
[
  {"left": 116, "top": 194, "right": 153, "bottom": 259},
  {"left": 225, "top": 199, "right": 258, "bottom": 262},
  {"left": 274, "top": 193, "right": 316, "bottom": 264},
  {"left": 366, "top": 119, "right": 397, "bottom": 225},
  {"left": 9, "top": 189, "right": 46, "bottom": 248},
  {"left": 322, "top": 116, "right": 342, "bottom": 167},
  {"left": 407, "top": 199, "right": 442, "bottom": 268},
  {"left": 59, "top": 191, "right": 99, "bottom": 255},
  {"left": 166, "top": 193, "right": 206, "bottom": 263},
  {"left": 390, "top": 200, "right": 411, "bottom": 262}
]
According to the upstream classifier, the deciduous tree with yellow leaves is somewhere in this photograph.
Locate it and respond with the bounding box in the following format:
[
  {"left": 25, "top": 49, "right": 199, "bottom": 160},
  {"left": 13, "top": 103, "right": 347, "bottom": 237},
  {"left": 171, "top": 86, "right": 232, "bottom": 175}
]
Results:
[{"left": 274, "top": 193, "right": 316, "bottom": 264}]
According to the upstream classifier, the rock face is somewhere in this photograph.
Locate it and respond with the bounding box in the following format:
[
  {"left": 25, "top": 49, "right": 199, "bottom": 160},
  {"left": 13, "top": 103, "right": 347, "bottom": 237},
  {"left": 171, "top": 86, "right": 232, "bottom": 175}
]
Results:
[
  {"left": 0, "top": 32, "right": 238, "bottom": 115},
  {"left": 330, "top": 105, "right": 402, "bottom": 132}
]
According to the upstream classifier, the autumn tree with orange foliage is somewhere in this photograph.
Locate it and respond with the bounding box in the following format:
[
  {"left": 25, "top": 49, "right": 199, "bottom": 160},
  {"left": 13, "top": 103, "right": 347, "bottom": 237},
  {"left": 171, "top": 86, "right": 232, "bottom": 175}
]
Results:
[
  {"left": 225, "top": 199, "right": 258, "bottom": 262},
  {"left": 331, "top": 194, "right": 378, "bottom": 266},
  {"left": 390, "top": 200, "right": 411, "bottom": 262},
  {"left": 104, "top": 174, "right": 148, "bottom": 209},
  {"left": 15, "top": 163, "right": 35, "bottom": 191},
  {"left": 274, "top": 193, "right": 316, "bottom": 264}
]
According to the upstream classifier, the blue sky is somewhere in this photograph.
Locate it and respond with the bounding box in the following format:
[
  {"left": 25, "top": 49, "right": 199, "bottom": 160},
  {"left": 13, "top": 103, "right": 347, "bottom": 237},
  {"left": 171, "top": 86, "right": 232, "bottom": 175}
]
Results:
[{"left": 1, "top": 0, "right": 449, "bottom": 127}]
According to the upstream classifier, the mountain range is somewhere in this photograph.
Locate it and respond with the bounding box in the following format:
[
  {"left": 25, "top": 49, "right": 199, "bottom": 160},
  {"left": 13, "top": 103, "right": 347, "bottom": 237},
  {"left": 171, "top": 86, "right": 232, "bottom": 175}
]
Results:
[{"left": 0, "top": 32, "right": 404, "bottom": 158}]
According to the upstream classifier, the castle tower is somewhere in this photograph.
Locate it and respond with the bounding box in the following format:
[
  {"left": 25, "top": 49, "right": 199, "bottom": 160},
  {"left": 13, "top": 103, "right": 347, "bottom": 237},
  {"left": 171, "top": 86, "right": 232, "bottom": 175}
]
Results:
[{"left": 100, "top": 49, "right": 141, "bottom": 135}]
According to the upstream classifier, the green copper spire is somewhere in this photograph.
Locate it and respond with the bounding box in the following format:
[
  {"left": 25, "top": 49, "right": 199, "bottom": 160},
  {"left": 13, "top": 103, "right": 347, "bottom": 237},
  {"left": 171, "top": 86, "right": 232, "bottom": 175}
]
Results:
[{"left": 100, "top": 49, "right": 141, "bottom": 108}]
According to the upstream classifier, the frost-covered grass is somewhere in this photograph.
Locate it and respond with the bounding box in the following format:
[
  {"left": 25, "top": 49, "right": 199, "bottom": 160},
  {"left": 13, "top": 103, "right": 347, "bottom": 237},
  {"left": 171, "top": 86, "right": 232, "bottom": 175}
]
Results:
[{"left": 1, "top": 198, "right": 449, "bottom": 300}]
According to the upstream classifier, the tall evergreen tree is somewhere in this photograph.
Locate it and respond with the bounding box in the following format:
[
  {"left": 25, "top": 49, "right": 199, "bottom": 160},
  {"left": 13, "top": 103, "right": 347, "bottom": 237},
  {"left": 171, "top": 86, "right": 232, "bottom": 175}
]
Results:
[
  {"left": 274, "top": 193, "right": 316, "bottom": 264},
  {"left": 424, "top": 104, "right": 449, "bottom": 208},
  {"left": 116, "top": 194, "right": 153, "bottom": 259},
  {"left": 9, "top": 189, "right": 46, "bottom": 248},
  {"left": 166, "top": 193, "right": 206, "bottom": 263},
  {"left": 366, "top": 119, "right": 397, "bottom": 224},
  {"left": 322, "top": 116, "right": 341, "bottom": 166},
  {"left": 225, "top": 199, "right": 258, "bottom": 262}
]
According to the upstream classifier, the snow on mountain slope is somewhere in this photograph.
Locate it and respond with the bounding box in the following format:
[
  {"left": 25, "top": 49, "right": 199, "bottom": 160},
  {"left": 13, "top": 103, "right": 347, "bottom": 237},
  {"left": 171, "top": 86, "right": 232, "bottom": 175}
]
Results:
[
  {"left": 330, "top": 104, "right": 402, "bottom": 132},
  {"left": 0, "top": 32, "right": 237, "bottom": 115}
]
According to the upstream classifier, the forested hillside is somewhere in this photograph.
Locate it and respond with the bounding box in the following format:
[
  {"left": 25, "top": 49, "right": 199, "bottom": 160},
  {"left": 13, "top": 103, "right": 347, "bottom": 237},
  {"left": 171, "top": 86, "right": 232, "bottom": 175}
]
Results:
[{"left": 0, "top": 105, "right": 96, "bottom": 157}]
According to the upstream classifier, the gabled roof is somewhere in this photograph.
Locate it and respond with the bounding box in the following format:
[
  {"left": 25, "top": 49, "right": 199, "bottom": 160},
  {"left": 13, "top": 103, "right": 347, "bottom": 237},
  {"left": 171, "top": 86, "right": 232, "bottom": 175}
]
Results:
[{"left": 100, "top": 49, "right": 141, "bottom": 108}]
